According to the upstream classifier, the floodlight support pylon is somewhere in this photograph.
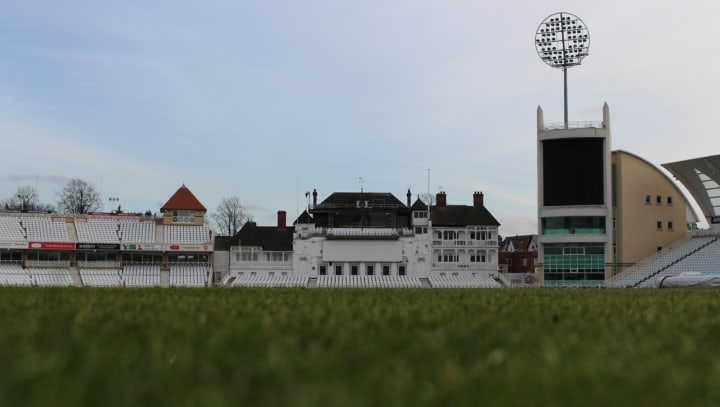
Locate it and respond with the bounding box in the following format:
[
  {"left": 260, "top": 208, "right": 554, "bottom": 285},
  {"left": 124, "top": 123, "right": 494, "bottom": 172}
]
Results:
[{"left": 564, "top": 67, "right": 568, "bottom": 129}]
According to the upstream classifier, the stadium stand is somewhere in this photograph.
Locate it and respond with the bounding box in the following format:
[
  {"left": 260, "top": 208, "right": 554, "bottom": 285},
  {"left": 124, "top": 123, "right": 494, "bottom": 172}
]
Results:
[
  {"left": 123, "top": 264, "right": 161, "bottom": 287},
  {"left": 30, "top": 268, "right": 73, "bottom": 287},
  {"left": 80, "top": 268, "right": 123, "bottom": 287},
  {"left": 164, "top": 225, "right": 212, "bottom": 244},
  {"left": 169, "top": 264, "right": 209, "bottom": 287},
  {"left": 76, "top": 217, "right": 119, "bottom": 242},
  {"left": 119, "top": 218, "right": 156, "bottom": 243},
  {"left": 316, "top": 275, "right": 423, "bottom": 288},
  {"left": 232, "top": 274, "right": 309, "bottom": 288},
  {"left": 21, "top": 217, "right": 69, "bottom": 242},
  {"left": 428, "top": 273, "right": 501, "bottom": 288},
  {"left": 609, "top": 235, "right": 719, "bottom": 288},
  {"left": 0, "top": 217, "right": 26, "bottom": 241},
  {"left": 75, "top": 216, "right": 157, "bottom": 243},
  {"left": 0, "top": 263, "right": 33, "bottom": 286}
]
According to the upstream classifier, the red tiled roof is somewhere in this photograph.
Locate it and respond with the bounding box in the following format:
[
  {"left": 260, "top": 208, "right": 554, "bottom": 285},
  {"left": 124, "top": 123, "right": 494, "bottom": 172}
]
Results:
[{"left": 161, "top": 185, "right": 206, "bottom": 212}]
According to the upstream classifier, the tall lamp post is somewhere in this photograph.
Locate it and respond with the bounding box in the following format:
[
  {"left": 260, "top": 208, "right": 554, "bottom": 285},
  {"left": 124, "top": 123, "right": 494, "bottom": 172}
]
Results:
[{"left": 535, "top": 12, "right": 590, "bottom": 129}]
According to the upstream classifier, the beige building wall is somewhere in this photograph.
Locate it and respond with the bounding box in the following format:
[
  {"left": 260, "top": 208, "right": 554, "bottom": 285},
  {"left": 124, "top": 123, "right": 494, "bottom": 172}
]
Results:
[{"left": 613, "top": 150, "right": 689, "bottom": 274}]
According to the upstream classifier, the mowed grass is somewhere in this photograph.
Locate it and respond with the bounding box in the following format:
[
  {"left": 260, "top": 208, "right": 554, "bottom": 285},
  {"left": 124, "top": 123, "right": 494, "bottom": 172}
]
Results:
[{"left": 1, "top": 288, "right": 719, "bottom": 406}]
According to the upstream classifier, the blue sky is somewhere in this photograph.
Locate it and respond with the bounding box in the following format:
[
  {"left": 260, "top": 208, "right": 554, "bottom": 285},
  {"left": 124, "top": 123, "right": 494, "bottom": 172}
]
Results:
[{"left": 1, "top": 0, "right": 718, "bottom": 235}]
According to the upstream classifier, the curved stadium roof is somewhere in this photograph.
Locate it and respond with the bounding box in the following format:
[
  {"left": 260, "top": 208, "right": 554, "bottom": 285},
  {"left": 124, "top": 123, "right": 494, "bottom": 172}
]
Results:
[{"left": 662, "top": 154, "right": 720, "bottom": 220}]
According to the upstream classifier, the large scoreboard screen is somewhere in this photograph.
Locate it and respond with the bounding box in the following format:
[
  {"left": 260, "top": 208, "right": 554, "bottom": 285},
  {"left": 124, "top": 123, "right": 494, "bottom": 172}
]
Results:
[{"left": 543, "top": 137, "right": 604, "bottom": 206}]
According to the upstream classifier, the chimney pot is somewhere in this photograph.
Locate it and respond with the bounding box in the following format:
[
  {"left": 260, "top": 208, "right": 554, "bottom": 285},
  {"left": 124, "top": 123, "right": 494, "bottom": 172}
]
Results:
[
  {"left": 473, "top": 191, "right": 484, "bottom": 207},
  {"left": 436, "top": 191, "right": 447, "bottom": 208}
]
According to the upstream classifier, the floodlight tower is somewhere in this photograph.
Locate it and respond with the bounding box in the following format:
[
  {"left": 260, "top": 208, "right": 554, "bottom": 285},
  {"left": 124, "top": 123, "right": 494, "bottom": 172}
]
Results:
[{"left": 535, "top": 12, "right": 590, "bottom": 129}]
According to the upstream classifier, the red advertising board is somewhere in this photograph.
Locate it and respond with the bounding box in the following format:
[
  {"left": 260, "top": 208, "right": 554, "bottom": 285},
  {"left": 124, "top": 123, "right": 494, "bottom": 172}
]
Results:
[{"left": 28, "top": 242, "right": 76, "bottom": 250}]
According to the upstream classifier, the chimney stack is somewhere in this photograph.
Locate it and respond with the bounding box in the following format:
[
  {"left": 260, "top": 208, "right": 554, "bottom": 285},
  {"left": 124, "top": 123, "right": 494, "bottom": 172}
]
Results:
[
  {"left": 436, "top": 191, "right": 447, "bottom": 208},
  {"left": 277, "top": 210, "right": 287, "bottom": 229},
  {"left": 473, "top": 191, "right": 484, "bottom": 207},
  {"left": 312, "top": 189, "right": 318, "bottom": 208},
  {"left": 407, "top": 188, "right": 411, "bottom": 207}
]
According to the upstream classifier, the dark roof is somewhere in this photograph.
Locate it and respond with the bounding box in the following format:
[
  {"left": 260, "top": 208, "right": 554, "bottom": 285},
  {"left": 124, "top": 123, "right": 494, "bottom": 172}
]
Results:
[
  {"left": 317, "top": 192, "right": 406, "bottom": 208},
  {"left": 430, "top": 205, "right": 500, "bottom": 227},
  {"left": 294, "top": 210, "right": 313, "bottom": 224},
  {"left": 500, "top": 235, "right": 537, "bottom": 251},
  {"left": 161, "top": 185, "right": 207, "bottom": 212},
  {"left": 411, "top": 198, "right": 429, "bottom": 211},
  {"left": 236, "top": 222, "right": 294, "bottom": 251}
]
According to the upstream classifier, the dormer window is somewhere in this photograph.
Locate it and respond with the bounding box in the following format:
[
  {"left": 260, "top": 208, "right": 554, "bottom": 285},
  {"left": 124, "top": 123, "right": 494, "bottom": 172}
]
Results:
[{"left": 413, "top": 211, "right": 428, "bottom": 219}]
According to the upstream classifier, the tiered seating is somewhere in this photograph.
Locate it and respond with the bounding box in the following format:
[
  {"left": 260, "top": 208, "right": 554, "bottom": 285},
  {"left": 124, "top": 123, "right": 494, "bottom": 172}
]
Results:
[
  {"left": 164, "top": 225, "right": 212, "bottom": 244},
  {"left": 123, "top": 264, "right": 160, "bottom": 287},
  {"left": 0, "top": 217, "right": 25, "bottom": 241},
  {"left": 428, "top": 273, "right": 501, "bottom": 288},
  {"left": 76, "top": 218, "right": 119, "bottom": 242},
  {"left": 232, "top": 274, "right": 309, "bottom": 288},
  {"left": 169, "top": 264, "right": 208, "bottom": 287},
  {"left": 610, "top": 236, "right": 717, "bottom": 288},
  {"left": 636, "top": 239, "right": 720, "bottom": 288},
  {"left": 29, "top": 268, "right": 73, "bottom": 286},
  {"left": 0, "top": 263, "right": 32, "bottom": 286},
  {"left": 21, "top": 217, "right": 68, "bottom": 242},
  {"left": 316, "top": 275, "right": 423, "bottom": 288},
  {"left": 80, "top": 268, "right": 123, "bottom": 287},
  {"left": 119, "top": 219, "right": 156, "bottom": 243}
]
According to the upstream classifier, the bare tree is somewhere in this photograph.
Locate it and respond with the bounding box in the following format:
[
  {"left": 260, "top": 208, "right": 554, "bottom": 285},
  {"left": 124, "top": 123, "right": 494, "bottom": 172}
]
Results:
[
  {"left": 57, "top": 178, "right": 102, "bottom": 214},
  {"left": 211, "top": 196, "right": 248, "bottom": 236},
  {"left": 14, "top": 186, "right": 40, "bottom": 211}
]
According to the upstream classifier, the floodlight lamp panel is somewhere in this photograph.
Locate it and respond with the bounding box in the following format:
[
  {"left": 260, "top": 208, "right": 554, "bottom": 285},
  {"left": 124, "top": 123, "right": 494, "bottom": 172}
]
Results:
[{"left": 534, "top": 12, "right": 590, "bottom": 69}]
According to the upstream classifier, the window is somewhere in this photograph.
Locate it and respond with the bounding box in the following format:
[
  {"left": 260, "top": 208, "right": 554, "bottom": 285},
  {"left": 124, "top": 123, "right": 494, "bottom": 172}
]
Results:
[
  {"left": 522, "top": 258, "right": 528, "bottom": 267},
  {"left": 351, "top": 265, "right": 359, "bottom": 275},
  {"left": 414, "top": 227, "right": 427, "bottom": 234},
  {"left": 172, "top": 210, "right": 195, "bottom": 223},
  {"left": 319, "top": 265, "right": 327, "bottom": 275},
  {"left": 382, "top": 265, "right": 390, "bottom": 275},
  {"left": 413, "top": 211, "right": 428, "bottom": 218},
  {"left": 668, "top": 221, "right": 674, "bottom": 231},
  {"left": 645, "top": 195, "right": 652, "bottom": 205},
  {"left": 398, "top": 265, "right": 406, "bottom": 276},
  {"left": 667, "top": 196, "right": 673, "bottom": 205},
  {"left": 335, "top": 265, "right": 343, "bottom": 275},
  {"left": 656, "top": 221, "right": 663, "bottom": 230},
  {"left": 366, "top": 265, "right": 374, "bottom": 276},
  {"left": 656, "top": 195, "right": 662, "bottom": 205}
]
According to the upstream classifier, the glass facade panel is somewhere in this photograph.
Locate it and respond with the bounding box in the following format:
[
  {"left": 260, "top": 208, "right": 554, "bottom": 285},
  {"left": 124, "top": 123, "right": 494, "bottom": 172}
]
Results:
[
  {"left": 543, "top": 243, "right": 606, "bottom": 287},
  {"left": 542, "top": 216, "right": 606, "bottom": 235}
]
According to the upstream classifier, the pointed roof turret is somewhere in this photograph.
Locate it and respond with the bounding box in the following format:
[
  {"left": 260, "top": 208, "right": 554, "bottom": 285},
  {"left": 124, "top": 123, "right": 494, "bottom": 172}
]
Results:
[{"left": 161, "top": 184, "right": 207, "bottom": 212}]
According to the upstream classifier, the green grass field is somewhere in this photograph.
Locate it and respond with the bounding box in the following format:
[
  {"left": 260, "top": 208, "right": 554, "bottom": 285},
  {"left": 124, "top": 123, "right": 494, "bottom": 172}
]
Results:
[{"left": 1, "top": 287, "right": 719, "bottom": 406}]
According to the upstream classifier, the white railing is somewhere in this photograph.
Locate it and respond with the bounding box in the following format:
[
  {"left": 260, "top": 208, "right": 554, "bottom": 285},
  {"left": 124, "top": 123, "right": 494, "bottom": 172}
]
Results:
[
  {"left": 26, "top": 260, "right": 71, "bottom": 267},
  {"left": 544, "top": 121, "right": 604, "bottom": 131},
  {"left": 431, "top": 263, "right": 497, "bottom": 271},
  {"left": 432, "top": 240, "right": 497, "bottom": 247},
  {"left": 311, "top": 227, "right": 413, "bottom": 238},
  {"left": 234, "top": 261, "right": 293, "bottom": 270}
]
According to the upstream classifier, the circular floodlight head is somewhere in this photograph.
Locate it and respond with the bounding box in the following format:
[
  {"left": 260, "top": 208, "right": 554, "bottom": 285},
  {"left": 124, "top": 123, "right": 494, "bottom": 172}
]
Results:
[{"left": 535, "top": 12, "right": 590, "bottom": 69}]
